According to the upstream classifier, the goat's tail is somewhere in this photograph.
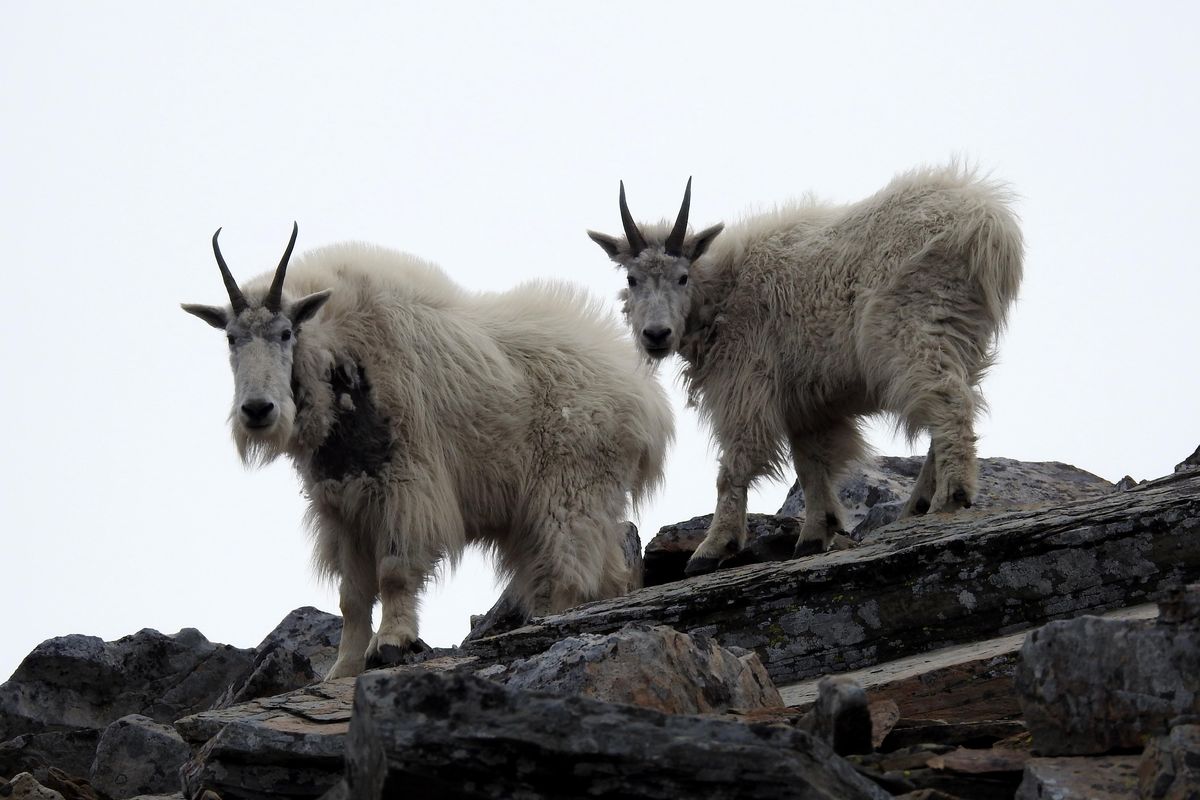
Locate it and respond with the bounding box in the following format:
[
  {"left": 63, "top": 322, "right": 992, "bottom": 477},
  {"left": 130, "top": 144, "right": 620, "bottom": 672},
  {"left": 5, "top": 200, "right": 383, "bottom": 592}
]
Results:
[{"left": 953, "top": 177, "right": 1025, "bottom": 330}]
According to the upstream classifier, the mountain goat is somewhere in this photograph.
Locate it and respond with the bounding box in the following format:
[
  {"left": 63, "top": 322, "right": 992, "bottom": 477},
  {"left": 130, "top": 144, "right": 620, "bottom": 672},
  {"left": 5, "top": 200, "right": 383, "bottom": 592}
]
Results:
[
  {"left": 588, "top": 165, "right": 1023, "bottom": 575},
  {"left": 183, "top": 225, "right": 672, "bottom": 678}
]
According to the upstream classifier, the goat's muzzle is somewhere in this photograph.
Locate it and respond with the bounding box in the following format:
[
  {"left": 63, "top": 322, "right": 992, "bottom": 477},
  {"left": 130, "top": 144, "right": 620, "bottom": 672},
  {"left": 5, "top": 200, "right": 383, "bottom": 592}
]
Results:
[{"left": 239, "top": 399, "right": 279, "bottom": 430}]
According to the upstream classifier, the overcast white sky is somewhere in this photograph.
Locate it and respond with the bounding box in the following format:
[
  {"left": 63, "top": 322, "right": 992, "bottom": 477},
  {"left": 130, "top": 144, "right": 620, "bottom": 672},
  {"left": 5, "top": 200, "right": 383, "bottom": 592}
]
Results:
[{"left": 2, "top": 2, "right": 1197, "bottom": 682}]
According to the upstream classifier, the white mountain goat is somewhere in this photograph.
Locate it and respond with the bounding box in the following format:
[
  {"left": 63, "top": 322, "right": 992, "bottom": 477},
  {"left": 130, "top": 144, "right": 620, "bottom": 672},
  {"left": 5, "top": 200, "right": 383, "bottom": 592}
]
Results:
[
  {"left": 588, "top": 165, "right": 1023, "bottom": 575},
  {"left": 183, "top": 225, "right": 672, "bottom": 677}
]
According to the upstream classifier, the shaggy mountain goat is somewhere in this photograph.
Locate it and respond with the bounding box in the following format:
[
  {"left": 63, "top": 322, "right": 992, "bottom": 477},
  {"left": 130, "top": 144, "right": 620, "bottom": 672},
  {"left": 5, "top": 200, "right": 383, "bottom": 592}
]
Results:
[
  {"left": 183, "top": 224, "right": 672, "bottom": 677},
  {"left": 589, "top": 166, "right": 1023, "bottom": 575}
]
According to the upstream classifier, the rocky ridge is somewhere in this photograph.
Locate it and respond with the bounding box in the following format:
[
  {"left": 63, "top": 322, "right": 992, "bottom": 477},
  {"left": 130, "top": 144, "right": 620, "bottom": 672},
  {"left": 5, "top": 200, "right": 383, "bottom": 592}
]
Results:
[{"left": 1, "top": 451, "right": 1197, "bottom": 799}]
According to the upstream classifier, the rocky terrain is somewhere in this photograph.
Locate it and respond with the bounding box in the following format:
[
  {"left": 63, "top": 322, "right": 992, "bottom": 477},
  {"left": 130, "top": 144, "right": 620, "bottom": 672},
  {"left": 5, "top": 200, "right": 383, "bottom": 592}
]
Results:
[{"left": 2, "top": 452, "right": 1198, "bottom": 799}]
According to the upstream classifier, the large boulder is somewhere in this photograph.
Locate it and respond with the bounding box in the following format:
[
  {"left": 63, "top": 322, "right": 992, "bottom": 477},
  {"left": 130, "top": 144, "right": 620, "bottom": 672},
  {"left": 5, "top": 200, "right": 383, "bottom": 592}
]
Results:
[
  {"left": 1015, "top": 585, "right": 1200, "bottom": 755},
  {"left": 88, "top": 715, "right": 190, "bottom": 799},
  {"left": 0, "top": 628, "right": 253, "bottom": 742},
  {"left": 498, "top": 623, "right": 782, "bottom": 714}
]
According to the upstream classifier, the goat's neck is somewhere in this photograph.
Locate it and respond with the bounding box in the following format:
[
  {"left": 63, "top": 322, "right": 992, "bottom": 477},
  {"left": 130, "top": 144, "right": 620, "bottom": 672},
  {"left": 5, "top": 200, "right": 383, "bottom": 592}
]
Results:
[{"left": 678, "top": 258, "right": 735, "bottom": 369}]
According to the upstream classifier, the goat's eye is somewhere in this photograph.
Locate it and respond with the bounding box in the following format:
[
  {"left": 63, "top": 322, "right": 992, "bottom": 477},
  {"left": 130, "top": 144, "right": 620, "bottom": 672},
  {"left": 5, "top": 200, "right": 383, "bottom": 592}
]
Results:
[
  {"left": 227, "top": 335, "right": 236, "bottom": 347},
  {"left": 281, "top": 330, "right": 292, "bottom": 342},
  {"left": 679, "top": 274, "right": 689, "bottom": 286},
  {"left": 627, "top": 276, "right": 638, "bottom": 288}
]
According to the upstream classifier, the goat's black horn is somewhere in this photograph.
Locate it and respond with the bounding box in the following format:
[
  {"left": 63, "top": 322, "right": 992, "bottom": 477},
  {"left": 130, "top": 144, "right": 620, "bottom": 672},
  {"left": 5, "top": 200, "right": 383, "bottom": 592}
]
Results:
[
  {"left": 266, "top": 222, "right": 299, "bottom": 312},
  {"left": 619, "top": 181, "right": 648, "bottom": 256},
  {"left": 665, "top": 176, "right": 692, "bottom": 257},
  {"left": 212, "top": 228, "right": 248, "bottom": 314}
]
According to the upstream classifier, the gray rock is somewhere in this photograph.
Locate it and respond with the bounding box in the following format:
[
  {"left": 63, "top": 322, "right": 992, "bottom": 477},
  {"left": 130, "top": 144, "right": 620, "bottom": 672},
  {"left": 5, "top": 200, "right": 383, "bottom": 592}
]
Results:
[
  {"left": 89, "top": 715, "right": 190, "bottom": 800},
  {"left": 1015, "top": 755, "right": 1141, "bottom": 799},
  {"left": 1176, "top": 445, "right": 1200, "bottom": 473},
  {"left": 5, "top": 773, "right": 64, "bottom": 800},
  {"left": 178, "top": 713, "right": 345, "bottom": 800},
  {"left": 805, "top": 676, "right": 872, "bottom": 756},
  {"left": 500, "top": 623, "right": 782, "bottom": 714},
  {"left": 1015, "top": 587, "right": 1200, "bottom": 755},
  {"left": 211, "top": 607, "right": 341, "bottom": 708},
  {"left": 1138, "top": 723, "right": 1200, "bottom": 799},
  {"left": 341, "top": 670, "right": 889, "bottom": 799},
  {"left": 0, "top": 627, "right": 252, "bottom": 745},
  {"left": 0, "top": 730, "right": 98, "bottom": 782}
]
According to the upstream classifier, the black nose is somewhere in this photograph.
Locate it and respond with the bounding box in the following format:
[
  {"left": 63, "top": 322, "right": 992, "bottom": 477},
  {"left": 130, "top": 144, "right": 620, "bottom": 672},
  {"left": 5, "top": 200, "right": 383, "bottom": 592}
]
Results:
[
  {"left": 642, "top": 327, "right": 672, "bottom": 347},
  {"left": 241, "top": 400, "right": 275, "bottom": 423}
]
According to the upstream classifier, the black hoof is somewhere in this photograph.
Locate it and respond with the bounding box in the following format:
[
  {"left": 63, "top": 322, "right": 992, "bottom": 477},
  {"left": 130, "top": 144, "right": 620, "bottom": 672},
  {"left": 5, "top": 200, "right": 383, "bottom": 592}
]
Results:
[
  {"left": 913, "top": 497, "right": 931, "bottom": 515},
  {"left": 684, "top": 555, "right": 722, "bottom": 577},
  {"left": 951, "top": 488, "right": 972, "bottom": 509},
  {"left": 365, "top": 639, "right": 432, "bottom": 670},
  {"left": 793, "top": 539, "right": 826, "bottom": 558}
]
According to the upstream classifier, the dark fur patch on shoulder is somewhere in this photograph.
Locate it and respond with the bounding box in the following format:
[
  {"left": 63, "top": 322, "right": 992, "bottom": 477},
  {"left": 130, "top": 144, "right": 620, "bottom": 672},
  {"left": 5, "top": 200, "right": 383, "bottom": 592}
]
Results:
[{"left": 312, "top": 365, "right": 393, "bottom": 481}]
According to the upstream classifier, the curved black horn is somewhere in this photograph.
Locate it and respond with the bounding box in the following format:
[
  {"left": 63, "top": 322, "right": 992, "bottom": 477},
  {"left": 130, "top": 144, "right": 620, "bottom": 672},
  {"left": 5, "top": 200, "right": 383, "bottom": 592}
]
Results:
[
  {"left": 619, "top": 181, "right": 648, "bottom": 256},
  {"left": 665, "top": 176, "right": 692, "bottom": 257},
  {"left": 265, "top": 222, "right": 299, "bottom": 312},
  {"left": 212, "top": 228, "right": 248, "bottom": 314}
]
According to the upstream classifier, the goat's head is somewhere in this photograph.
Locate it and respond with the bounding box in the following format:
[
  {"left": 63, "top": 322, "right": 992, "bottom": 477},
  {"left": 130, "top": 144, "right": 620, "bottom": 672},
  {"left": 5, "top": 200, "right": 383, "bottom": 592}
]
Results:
[
  {"left": 182, "top": 223, "right": 331, "bottom": 463},
  {"left": 588, "top": 178, "right": 723, "bottom": 359}
]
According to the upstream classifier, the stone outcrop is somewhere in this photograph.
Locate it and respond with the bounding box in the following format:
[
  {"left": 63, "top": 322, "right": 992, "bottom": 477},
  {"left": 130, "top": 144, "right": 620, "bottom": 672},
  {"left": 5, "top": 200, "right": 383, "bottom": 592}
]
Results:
[
  {"left": 0, "top": 628, "right": 253, "bottom": 742},
  {"left": 337, "top": 670, "right": 890, "bottom": 800},
  {"left": 4, "top": 455, "right": 1198, "bottom": 800},
  {"left": 1015, "top": 585, "right": 1200, "bottom": 755}
]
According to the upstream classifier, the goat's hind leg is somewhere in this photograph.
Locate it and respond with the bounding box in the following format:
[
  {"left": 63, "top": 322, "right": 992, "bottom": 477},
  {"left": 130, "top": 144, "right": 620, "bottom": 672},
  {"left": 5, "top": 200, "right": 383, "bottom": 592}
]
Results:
[
  {"left": 790, "top": 420, "right": 863, "bottom": 557},
  {"left": 900, "top": 445, "right": 937, "bottom": 518}
]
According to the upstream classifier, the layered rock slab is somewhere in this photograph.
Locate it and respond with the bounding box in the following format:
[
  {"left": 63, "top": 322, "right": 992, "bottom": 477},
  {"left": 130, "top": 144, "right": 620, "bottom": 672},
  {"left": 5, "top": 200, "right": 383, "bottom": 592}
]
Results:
[
  {"left": 339, "top": 670, "right": 890, "bottom": 800},
  {"left": 467, "top": 471, "right": 1200, "bottom": 686}
]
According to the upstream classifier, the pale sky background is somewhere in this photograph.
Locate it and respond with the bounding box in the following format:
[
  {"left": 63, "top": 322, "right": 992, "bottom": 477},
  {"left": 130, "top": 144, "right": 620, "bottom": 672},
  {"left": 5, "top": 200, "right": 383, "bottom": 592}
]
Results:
[{"left": 2, "top": 2, "right": 1197, "bottom": 682}]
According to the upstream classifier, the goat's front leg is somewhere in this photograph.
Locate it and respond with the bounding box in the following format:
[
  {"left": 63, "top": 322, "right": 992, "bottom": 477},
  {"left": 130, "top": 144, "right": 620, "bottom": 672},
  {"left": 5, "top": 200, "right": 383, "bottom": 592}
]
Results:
[
  {"left": 326, "top": 576, "right": 373, "bottom": 680},
  {"left": 685, "top": 460, "right": 757, "bottom": 577},
  {"left": 364, "top": 554, "right": 429, "bottom": 670}
]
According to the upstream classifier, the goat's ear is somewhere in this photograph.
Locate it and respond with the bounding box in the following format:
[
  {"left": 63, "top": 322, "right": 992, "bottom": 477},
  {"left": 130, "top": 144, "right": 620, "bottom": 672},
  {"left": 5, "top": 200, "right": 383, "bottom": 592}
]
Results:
[
  {"left": 290, "top": 289, "right": 332, "bottom": 326},
  {"left": 181, "top": 303, "right": 229, "bottom": 330},
  {"left": 687, "top": 224, "right": 724, "bottom": 261},
  {"left": 587, "top": 230, "right": 623, "bottom": 260}
]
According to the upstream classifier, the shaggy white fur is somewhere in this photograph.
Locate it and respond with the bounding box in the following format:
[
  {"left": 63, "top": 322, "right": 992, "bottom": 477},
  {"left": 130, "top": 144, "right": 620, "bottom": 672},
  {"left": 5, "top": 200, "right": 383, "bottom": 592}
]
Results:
[
  {"left": 590, "top": 165, "right": 1023, "bottom": 574},
  {"left": 185, "top": 236, "right": 672, "bottom": 678}
]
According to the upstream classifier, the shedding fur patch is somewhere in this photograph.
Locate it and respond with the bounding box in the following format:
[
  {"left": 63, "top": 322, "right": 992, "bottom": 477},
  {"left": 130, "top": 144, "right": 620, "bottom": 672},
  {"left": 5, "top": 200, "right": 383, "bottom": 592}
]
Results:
[{"left": 312, "top": 365, "right": 393, "bottom": 481}]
